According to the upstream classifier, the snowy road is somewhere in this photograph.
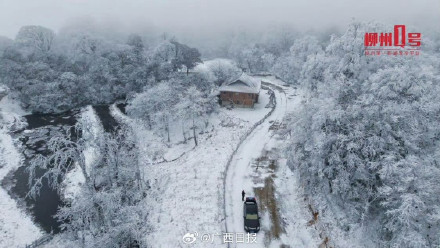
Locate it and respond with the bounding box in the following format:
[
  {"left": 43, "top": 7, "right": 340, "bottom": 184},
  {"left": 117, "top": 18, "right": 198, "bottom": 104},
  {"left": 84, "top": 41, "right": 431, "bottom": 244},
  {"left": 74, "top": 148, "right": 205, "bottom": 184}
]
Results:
[{"left": 224, "top": 77, "right": 290, "bottom": 247}]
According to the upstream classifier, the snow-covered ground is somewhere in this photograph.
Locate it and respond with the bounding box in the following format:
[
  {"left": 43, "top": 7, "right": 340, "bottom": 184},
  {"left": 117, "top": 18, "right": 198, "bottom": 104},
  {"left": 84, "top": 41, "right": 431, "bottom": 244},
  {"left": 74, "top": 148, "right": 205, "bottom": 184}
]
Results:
[
  {"left": 224, "top": 76, "right": 320, "bottom": 247},
  {"left": 111, "top": 104, "right": 198, "bottom": 164},
  {"left": 140, "top": 86, "right": 273, "bottom": 247},
  {"left": 0, "top": 97, "right": 43, "bottom": 247},
  {"left": 63, "top": 106, "right": 104, "bottom": 200},
  {"left": 0, "top": 76, "right": 321, "bottom": 248},
  {"left": 137, "top": 75, "right": 320, "bottom": 247}
]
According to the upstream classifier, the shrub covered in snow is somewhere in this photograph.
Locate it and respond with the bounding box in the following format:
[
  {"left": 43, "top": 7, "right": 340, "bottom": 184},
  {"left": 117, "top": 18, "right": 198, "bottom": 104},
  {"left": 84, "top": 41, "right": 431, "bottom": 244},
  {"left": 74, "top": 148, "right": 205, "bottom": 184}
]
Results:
[
  {"left": 0, "top": 26, "right": 202, "bottom": 113},
  {"left": 285, "top": 22, "right": 440, "bottom": 247}
]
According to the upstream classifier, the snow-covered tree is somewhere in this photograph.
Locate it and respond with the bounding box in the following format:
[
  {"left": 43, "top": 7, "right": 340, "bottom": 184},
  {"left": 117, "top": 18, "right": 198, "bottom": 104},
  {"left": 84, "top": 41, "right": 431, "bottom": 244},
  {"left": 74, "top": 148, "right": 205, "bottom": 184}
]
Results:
[
  {"left": 15, "top": 25, "right": 55, "bottom": 53},
  {"left": 272, "top": 36, "right": 323, "bottom": 84},
  {"left": 194, "top": 59, "right": 242, "bottom": 86},
  {"left": 170, "top": 41, "right": 202, "bottom": 74},
  {"left": 28, "top": 123, "right": 150, "bottom": 247},
  {"left": 0, "top": 25, "right": 204, "bottom": 113},
  {"left": 285, "top": 22, "right": 440, "bottom": 247},
  {"left": 177, "top": 86, "right": 217, "bottom": 146},
  {"left": 0, "top": 35, "right": 13, "bottom": 56},
  {"left": 127, "top": 81, "right": 179, "bottom": 142}
]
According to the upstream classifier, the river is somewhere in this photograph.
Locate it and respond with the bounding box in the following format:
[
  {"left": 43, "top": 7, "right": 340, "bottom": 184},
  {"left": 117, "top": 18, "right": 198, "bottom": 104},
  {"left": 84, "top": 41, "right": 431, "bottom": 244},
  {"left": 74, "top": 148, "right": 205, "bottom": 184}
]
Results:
[{"left": 4, "top": 104, "right": 121, "bottom": 234}]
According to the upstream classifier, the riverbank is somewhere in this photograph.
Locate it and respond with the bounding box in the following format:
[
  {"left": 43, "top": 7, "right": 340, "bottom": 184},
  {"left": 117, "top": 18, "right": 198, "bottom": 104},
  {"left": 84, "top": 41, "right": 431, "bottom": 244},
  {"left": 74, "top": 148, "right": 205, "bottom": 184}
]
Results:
[{"left": 0, "top": 96, "right": 43, "bottom": 247}]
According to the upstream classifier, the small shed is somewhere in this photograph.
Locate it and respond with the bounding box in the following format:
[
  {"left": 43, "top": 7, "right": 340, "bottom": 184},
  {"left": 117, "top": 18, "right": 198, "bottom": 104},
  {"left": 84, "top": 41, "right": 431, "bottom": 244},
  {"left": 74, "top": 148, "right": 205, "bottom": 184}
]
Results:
[{"left": 219, "top": 73, "right": 261, "bottom": 108}]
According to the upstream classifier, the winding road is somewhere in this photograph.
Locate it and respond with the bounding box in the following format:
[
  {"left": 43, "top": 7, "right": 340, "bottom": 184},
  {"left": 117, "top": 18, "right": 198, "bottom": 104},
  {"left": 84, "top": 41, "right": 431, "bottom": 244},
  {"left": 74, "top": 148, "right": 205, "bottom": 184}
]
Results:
[{"left": 224, "top": 76, "right": 290, "bottom": 247}]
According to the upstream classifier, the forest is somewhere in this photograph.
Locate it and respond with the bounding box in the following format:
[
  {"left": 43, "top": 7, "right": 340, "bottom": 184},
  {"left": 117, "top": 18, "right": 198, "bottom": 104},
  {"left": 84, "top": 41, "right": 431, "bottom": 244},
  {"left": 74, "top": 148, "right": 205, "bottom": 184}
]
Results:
[{"left": 0, "top": 19, "right": 439, "bottom": 248}]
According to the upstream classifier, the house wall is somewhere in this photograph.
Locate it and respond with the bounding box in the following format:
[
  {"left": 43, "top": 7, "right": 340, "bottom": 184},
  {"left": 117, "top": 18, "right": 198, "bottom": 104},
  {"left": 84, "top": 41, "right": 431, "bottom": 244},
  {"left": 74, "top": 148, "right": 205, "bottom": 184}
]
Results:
[{"left": 220, "top": 91, "right": 258, "bottom": 108}]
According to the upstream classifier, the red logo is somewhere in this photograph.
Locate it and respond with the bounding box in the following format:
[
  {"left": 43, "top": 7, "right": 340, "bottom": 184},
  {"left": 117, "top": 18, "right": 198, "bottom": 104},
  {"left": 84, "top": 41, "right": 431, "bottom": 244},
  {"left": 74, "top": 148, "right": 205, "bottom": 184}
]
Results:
[{"left": 364, "top": 25, "right": 421, "bottom": 56}]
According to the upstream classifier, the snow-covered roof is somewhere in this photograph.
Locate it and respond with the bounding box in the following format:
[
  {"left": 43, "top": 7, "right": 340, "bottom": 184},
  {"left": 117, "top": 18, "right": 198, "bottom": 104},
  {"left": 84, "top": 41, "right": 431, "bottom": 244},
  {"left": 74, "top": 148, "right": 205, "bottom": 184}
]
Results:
[{"left": 219, "top": 73, "right": 261, "bottom": 94}]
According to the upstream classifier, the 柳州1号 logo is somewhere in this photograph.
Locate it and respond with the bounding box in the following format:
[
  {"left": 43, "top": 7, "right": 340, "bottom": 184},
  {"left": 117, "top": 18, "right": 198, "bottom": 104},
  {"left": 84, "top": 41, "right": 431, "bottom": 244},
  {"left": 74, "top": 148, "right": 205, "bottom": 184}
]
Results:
[{"left": 364, "top": 25, "right": 421, "bottom": 56}]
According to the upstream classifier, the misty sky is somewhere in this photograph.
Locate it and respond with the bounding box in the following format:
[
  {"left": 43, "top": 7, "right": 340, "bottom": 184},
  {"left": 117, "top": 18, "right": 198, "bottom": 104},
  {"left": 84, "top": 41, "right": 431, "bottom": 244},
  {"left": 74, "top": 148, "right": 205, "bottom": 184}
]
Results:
[{"left": 0, "top": 0, "right": 439, "bottom": 38}]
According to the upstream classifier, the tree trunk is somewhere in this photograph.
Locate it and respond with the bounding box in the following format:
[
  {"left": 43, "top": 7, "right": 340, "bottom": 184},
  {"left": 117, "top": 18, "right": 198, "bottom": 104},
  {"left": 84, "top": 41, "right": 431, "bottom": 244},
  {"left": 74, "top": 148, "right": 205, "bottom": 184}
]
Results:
[
  {"left": 133, "top": 134, "right": 143, "bottom": 190},
  {"left": 182, "top": 122, "right": 187, "bottom": 143},
  {"left": 81, "top": 217, "right": 86, "bottom": 248},
  {"left": 147, "top": 115, "right": 152, "bottom": 130},
  {"left": 78, "top": 152, "right": 92, "bottom": 189},
  {"left": 192, "top": 117, "right": 197, "bottom": 146},
  {"left": 166, "top": 120, "right": 170, "bottom": 143}
]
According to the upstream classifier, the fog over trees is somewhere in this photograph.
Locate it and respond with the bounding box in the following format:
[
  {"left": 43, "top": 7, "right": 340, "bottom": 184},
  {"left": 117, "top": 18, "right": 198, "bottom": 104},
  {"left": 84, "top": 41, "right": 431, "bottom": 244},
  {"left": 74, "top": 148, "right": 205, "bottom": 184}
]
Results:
[
  {"left": 0, "top": 18, "right": 439, "bottom": 247},
  {"left": 0, "top": 25, "right": 205, "bottom": 113},
  {"left": 283, "top": 23, "right": 440, "bottom": 247}
]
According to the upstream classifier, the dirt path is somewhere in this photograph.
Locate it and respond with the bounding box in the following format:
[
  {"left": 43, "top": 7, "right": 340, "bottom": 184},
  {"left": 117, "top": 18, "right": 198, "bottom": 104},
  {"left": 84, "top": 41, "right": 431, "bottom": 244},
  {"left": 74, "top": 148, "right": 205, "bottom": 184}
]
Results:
[
  {"left": 224, "top": 78, "right": 289, "bottom": 247},
  {"left": 253, "top": 153, "right": 285, "bottom": 246},
  {"left": 224, "top": 76, "right": 322, "bottom": 248}
]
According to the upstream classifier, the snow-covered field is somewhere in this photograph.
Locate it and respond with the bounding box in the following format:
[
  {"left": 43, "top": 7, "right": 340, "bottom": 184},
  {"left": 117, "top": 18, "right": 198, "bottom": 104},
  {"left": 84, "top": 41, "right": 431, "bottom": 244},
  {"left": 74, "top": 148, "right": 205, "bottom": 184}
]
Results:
[
  {"left": 138, "top": 86, "right": 273, "bottom": 247},
  {"left": 136, "top": 76, "right": 320, "bottom": 247},
  {"left": 0, "top": 97, "right": 43, "bottom": 247}
]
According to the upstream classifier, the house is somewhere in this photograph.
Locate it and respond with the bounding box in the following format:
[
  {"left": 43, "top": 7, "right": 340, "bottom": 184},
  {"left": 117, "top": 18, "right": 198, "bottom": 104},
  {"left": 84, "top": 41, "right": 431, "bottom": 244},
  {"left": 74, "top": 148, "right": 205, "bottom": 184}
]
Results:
[{"left": 219, "top": 73, "right": 261, "bottom": 108}]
